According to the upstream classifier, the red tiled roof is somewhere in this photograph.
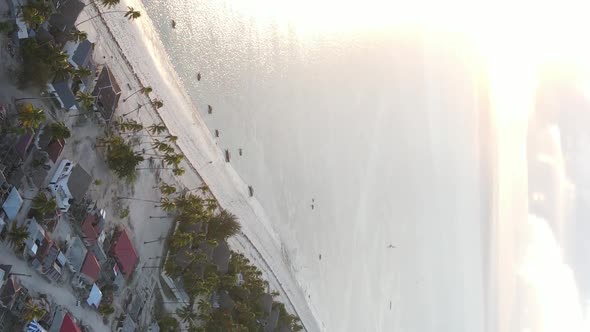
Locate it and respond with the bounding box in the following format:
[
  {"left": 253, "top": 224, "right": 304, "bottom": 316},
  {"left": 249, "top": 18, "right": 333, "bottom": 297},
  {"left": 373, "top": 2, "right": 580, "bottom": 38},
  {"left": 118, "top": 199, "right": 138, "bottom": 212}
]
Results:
[
  {"left": 60, "top": 313, "right": 82, "bottom": 332},
  {"left": 81, "top": 215, "right": 99, "bottom": 245},
  {"left": 110, "top": 229, "right": 138, "bottom": 278},
  {"left": 80, "top": 251, "right": 100, "bottom": 282},
  {"left": 47, "top": 138, "right": 65, "bottom": 163}
]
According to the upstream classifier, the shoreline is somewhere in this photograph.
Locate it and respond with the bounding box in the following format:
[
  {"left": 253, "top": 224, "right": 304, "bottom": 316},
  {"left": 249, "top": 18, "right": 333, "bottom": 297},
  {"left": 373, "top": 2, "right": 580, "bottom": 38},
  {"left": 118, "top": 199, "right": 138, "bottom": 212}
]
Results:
[{"left": 84, "top": 2, "right": 319, "bottom": 330}]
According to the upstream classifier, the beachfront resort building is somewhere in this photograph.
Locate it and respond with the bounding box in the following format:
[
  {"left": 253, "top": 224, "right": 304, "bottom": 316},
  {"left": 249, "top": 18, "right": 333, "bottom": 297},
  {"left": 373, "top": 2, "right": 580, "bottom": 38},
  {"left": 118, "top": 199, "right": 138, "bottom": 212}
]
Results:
[
  {"left": 92, "top": 65, "right": 122, "bottom": 123},
  {"left": 49, "top": 39, "right": 96, "bottom": 111},
  {"left": 48, "top": 160, "right": 92, "bottom": 212}
]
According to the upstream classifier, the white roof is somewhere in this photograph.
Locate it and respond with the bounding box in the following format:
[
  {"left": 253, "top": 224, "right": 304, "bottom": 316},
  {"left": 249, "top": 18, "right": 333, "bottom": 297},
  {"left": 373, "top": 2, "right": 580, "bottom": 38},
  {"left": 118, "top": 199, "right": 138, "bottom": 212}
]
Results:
[
  {"left": 26, "top": 320, "right": 47, "bottom": 332},
  {"left": 86, "top": 283, "right": 102, "bottom": 308},
  {"left": 2, "top": 187, "right": 23, "bottom": 221},
  {"left": 15, "top": 17, "right": 28, "bottom": 39}
]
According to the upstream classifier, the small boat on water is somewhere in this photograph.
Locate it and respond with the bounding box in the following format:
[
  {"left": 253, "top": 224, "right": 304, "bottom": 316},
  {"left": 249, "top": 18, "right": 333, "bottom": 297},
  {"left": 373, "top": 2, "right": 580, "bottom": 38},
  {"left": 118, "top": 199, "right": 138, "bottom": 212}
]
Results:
[
  {"left": 171, "top": 20, "right": 176, "bottom": 28},
  {"left": 208, "top": 105, "right": 213, "bottom": 114},
  {"left": 238, "top": 148, "right": 243, "bottom": 156},
  {"left": 248, "top": 186, "right": 254, "bottom": 197},
  {"left": 197, "top": 72, "right": 201, "bottom": 81},
  {"left": 225, "top": 149, "right": 230, "bottom": 162},
  {"left": 214, "top": 129, "right": 219, "bottom": 137}
]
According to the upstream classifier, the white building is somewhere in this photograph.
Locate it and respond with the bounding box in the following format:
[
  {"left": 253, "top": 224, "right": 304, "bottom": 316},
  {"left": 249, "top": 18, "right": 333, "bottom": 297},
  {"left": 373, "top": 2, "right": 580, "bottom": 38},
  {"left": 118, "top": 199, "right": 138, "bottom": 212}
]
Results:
[{"left": 48, "top": 160, "right": 92, "bottom": 212}]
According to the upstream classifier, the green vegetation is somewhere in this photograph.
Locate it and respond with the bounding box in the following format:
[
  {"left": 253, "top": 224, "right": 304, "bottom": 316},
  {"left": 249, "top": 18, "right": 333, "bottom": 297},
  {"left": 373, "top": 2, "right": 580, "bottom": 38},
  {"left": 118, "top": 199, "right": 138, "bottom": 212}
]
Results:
[
  {"left": 19, "top": 39, "right": 73, "bottom": 88},
  {"left": 123, "top": 86, "right": 152, "bottom": 102},
  {"left": 0, "top": 21, "right": 16, "bottom": 34},
  {"left": 75, "top": 6, "right": 141, "bottom": 27},
  {"left": 48, "top": 121, "right": 71, "bottom": 140},
  {"left": 23, "top": 300, "right": 47, "bottom": 322},
  {"left": 18, "top": 103, "right": 46, "bottom": 130},
  {"left": 119, "top": 206, "right": 130, "bottom": 219},
  {"left": 104, "top": 135, "right": 144, "bottom": 180},
  {"left": 76, "top": 91, "right": 95, "bottom": 110},
  {"left": 98, "top": 303, "right": 115, "bottom": 316},
  {"left": 155, "top": 182, "right": 301, "bottom": 331},
  {"left": 31, "top": 193, "right": 58, "bottom": 221},
  {"left": 7, "top": 223, "right": 28, "bottom": 249},
  {"left": 94, "top": 179, "right": 103, "bottom": 186},
  {"left": 157, "top": 314, "right": 180, "bottom": 332},
  {"left": 21, "top": 1, "right": 52, "bottom": 28},
  {"left": 70, "top": 30, "right": 88, "bottom": 42}
]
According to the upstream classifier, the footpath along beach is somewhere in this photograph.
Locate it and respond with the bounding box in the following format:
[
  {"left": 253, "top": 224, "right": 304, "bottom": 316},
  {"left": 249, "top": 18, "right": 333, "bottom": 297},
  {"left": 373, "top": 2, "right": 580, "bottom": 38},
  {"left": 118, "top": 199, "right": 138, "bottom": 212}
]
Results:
[{"left": 79, "top": 0, "right": 321, "bottom": 330}]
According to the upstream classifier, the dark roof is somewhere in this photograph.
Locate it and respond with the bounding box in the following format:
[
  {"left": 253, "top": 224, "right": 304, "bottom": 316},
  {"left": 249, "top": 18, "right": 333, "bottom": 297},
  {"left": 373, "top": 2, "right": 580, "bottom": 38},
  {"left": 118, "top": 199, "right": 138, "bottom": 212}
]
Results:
[
  {"left": 174, "top": 247, "right": 193, "bottom": 269},
  {"left": 212, "top": 242, "right": 231, "bottom": 274},
  {"left": 72, "top": 40, "right": 92, "bottom": 68},
  {"left": 110, "top": 228, "right": 138, "bottom": 278},
  {"left": 80, "top": 251, "right": 100, "bottom": 282},
  {"left": 49, "top": 0, "right": 84, "bottom": 32},
  {"left": 219, "top": 291, "right": 234, "bottom": 311},
  {"left": 68, "top": 164, "right": 91, "bottom": 201},
  {"left": 36, "top": 26, "right": 55, "bottom": 45},
  {"left": 0, "top": 276, "right": 20, "bottom": 307},
  {"left": 15, "top": 130, "right": 34, "bottom": 160},
  {"left": 264, "top": 307, "right": 280, "bottom": 332},
  {"left": 258, "top": 293, "right": 273, "bottom": 315},
  {"left": 52, "top": 80, "right": 76, "bottom": 109},
  {"left": 0, "top": 264, "right": 12, "bottom": 279},
  {"left": 92, "top": 66, "right": 121, "bottom": 121}
]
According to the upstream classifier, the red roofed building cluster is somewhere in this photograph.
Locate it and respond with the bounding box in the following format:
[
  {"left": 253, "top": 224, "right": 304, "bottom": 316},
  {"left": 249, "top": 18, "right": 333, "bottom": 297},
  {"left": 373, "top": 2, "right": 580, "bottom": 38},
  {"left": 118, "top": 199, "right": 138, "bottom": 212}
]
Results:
[
  {"left": 109, "top": 228, "right": 138, "bottom": 279},
  {"left": 80, "top": 251, "right": 101, "bottom": 284}
]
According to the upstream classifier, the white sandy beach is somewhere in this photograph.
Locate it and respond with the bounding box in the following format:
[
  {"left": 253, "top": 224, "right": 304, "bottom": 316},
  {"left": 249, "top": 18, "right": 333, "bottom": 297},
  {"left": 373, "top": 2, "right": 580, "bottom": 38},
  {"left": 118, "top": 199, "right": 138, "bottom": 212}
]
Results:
[{"left": 76, "top": 1, "right": 321, "bottom": 330}]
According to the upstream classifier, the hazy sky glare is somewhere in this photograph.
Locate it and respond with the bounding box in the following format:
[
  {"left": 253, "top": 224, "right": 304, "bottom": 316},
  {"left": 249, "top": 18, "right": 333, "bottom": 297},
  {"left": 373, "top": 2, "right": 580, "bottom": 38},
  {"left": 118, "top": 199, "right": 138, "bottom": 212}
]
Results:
[{"left": 133, "top": 0, "right": 590, "bottom": 330}]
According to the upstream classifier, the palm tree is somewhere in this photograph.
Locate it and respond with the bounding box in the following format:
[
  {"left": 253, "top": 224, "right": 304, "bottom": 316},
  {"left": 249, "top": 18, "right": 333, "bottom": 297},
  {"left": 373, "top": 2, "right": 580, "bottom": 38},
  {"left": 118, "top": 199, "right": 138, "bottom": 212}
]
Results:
[
  {"left": 157, "top": 198, "right": 176, "bottom": 212},
  {"left": 7, "top": 223, "right": 29, "bottom": 248},
  {"left": 70, "top": 30, "right": 88, "bottom": 42},
  {"left": 170, "top": 232, "right": 193, "bottom": 249},
  {"left": 76, "top": 91, "right": 95, "bottom": 109},
  {"left": 152, "top": 99, "right": 164, "bottom": 109},
  {"left": 123, "top": 86, "right": 152, "bottom": 102},
  {"left": 100, "top": 0, "right": 120, "bottom": 9},
  {"left": 172, "top": 167, "right": 186, "bottom": 176},
  {"left": 23, "top": 300, "right": 47, "bottom": 322},
  {"left": 106, "top": 136, "right": 144, "bottom": 180},
  {"left": 53, "top": 64, "right": 74, "bottom": 82},
  {"left": 197, "top": 298, "right": 211, "bottom": 315},
  {"left": 48, "top": 122, "right": 71, "bottom": 140},
  {"left": 75, "top": 7, "right": 141, "bottom": 27},
  {"left": 165, "top": 135, "right": 178, "bottom": 143},
  {"left": 46, "top": 45, "right": 70, "bottom": 71},
  {"left": 158, "top": 182, "right": 177, "bottom": 196},
  {"left": 207, "top": 209, "right": 241, "bottom": 241},
  {"left": 117, "top": 119, "right": 144, "bottom": 133},
  {"left": 147, "top": 123, "right": 166, "bottom": 135},
  {"left": 21, "top": 3, "right": 51, "bottom": 28},
  {"left": 124, "top": 7, "right": 142, "bottom": 20},
  {"left": 176, "top": 304, "right": 197, "bottom": 324},
  {"left": 32, "top": 193, "right": 58, "bottom": 216},
  {"left": 163, "top": 153, "right": 183, "bottom": 167},
  {"left": 18, "top": 103, "right": 45, "bottom": 129},
  {"left": 151, "top": 140, "right": 173, "bottom": 153},
  {"left": 73, "top": 67, "right": 92, "bottom": 79}
]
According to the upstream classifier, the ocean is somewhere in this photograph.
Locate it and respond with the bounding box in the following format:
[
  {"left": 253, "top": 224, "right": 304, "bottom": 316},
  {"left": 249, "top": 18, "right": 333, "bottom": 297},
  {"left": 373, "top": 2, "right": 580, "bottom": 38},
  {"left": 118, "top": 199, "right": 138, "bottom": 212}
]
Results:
[{"left": 112, "top": 0, "right": 491, "bottom": 330}]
